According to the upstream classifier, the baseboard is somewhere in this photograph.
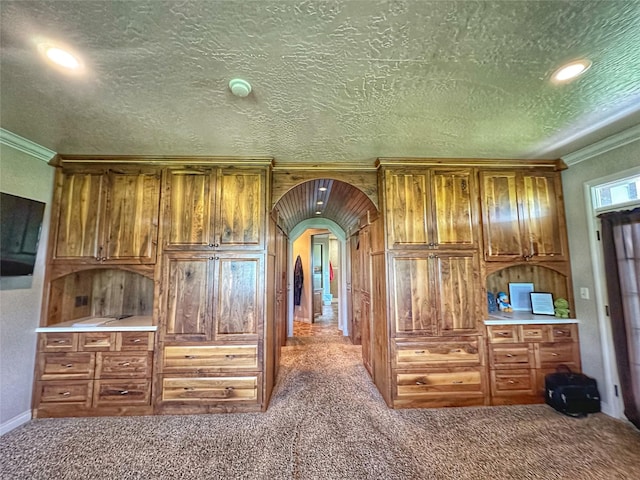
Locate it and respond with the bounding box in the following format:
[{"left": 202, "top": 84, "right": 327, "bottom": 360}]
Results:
[{"left": 0, "top": 410, "right": 31, "bottom": 436}]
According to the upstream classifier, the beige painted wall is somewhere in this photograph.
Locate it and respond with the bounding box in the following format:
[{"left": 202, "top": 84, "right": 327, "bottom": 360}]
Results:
[
  {"left": 561, "top": 136, "right": 640, "bottom": 410},
  {"left": 0, "top": 144, "right": 54, "bottom": 432}
]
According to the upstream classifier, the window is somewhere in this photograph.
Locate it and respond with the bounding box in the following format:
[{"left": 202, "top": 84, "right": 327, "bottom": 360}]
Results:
[{"left": 592, "top": 174, "right": 640, "bottom": 212}]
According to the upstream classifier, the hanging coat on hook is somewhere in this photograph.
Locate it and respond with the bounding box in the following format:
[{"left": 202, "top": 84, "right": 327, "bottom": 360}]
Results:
[{"left": 294, "top": 255, "right": 304, "bottom": 306}]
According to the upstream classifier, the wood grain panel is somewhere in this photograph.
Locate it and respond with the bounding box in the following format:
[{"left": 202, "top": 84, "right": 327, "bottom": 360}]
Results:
[
  {"left": 390, "top": 256, "right": 433, "bottom": 335},
  {"left": 431, "top": 169, "right": 477, "bottom": 248},
  {"left": 93, "top": 380, "right": 151, "bottom": 406},
  {"left": 36, "top": 380, "right": 93, "bottom": 406},
  {"left": 396, "top": 369, "right": 484, "bottom": 396},
  {"left": 433, "top": 252, "right": 479, "bottom": 334},
  {"left": 53, "top": 171, "right": 104, "bottom": 260},
  {"left": 161, "top": 376, "right": 258, "bottom": 402},
  {"left": 164, "top": 256, "right": 210, "bottom": 338},
  {"left": 162, "top": 345, "right": 258, "bottom": 372},
  {"left": 38, "top": 353, "right": 95, "bottom": 380},
  {"left": 218, "top": 171, "right": 264, "bottom": 247},
  {"left": 385, "top": 172, "right": 429, "bottom": 246},
  {"left": 95, "top": 352, "right": 153, "bottom": 378}
]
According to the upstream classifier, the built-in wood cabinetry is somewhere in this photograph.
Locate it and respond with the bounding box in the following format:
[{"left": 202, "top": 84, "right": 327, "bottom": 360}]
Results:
[
  {"left": 34, "top": 331, "right": 155, "bottom": 417},
  {"left": 51, "top": 168, "right": 161, "bottom": 264},
  {"left": 480, "top": 170, "right": 567, "bottom": 262},
  {"left": 486, "top": 322, "right": 580, "bottom": 404}
]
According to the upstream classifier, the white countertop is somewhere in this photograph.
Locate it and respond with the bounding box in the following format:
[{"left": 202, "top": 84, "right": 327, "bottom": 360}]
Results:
[
  {"left": 36, "top": 315, "right": 156, "bottom": 332},
  {"left": 484, "top": 311, "right": 578, "bottom": 325}
]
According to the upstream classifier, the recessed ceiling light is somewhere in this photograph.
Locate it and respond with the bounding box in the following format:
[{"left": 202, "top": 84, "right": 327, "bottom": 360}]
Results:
[
  {"left": 37, "top": 41, "right": 84, "bottom": 73},
  {"left": 315, "top": 211, "right": 322, "bottom": 215},
  {"left": 551, "top": 59, "right": 591, "bottom": 83},
  {"left": 318, "top": 187, "right": 327, "bottom": 192},
  {"left": 317, "top": 201, "right": 324, "bottom": 205}
]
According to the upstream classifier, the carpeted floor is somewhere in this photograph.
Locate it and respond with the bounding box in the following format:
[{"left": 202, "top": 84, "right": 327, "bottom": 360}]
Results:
[{"left": 2, "top": 337, "right": 640, "bottom": 479}]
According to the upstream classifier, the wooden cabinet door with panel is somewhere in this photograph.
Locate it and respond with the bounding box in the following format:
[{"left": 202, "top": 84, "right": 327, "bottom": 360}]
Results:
[
  {"left": 390, "top": 255, "right": 435, "bottom": 336},
  {"left": 384, "top": 171, "right": 429, "bottom": 247}
]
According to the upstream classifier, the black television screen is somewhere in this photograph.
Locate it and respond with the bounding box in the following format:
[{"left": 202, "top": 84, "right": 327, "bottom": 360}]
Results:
[{"left": 0, "top": 192, "right": 46, "bottom": 277}]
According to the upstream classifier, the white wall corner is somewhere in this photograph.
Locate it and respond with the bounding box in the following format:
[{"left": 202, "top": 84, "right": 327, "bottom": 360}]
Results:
[
  {"left": 0, "top": 128, "right": 56, "bottom": 163},
  {"left": 562, "top": 124, "right": 640, "bottom": 166},
  {"left": 0, "top": 410, "right": 31, "bottom": 436}
]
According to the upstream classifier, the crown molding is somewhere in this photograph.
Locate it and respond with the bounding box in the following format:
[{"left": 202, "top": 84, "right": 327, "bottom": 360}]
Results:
[
  {"left": 0, "top": 129, "right": 56, "bottom": 163},
  {"left": 562, "top": 124, "right": 640, "bottom": 166}
]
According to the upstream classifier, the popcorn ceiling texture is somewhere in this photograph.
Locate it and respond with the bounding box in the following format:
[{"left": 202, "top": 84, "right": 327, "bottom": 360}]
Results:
[{"left": 1, "top": 1, "right": 640, "bottom": 163}]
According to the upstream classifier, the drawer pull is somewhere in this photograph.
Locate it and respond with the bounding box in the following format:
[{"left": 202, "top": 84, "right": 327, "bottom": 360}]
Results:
[
  {"left": 60, "top": 391, "right": 71, "bottom": 396},
  {"left": 554, "top": 330, "right": 566, "bottom": 335},
  {"left": 132, "top": 339, "right": 141, "bottom": 343},
  {"left": 62, "top": 363, "right": 74, "bottom": 368},
  {"left": 184, "top": 387, "right": 195, "bottom": 391},
  {"left": 120, "top": 362, "right": 131, "bottom": 367},
  {"left": 184, "top": 355, "right": 196, "bottom": 359},
  {"left": 416, "top": 381, "right": 426, "bottom": 385},
  {"left": 225, "top": 386, "right": 234, "bottom": 391},
  {"left": 119, "top": 390, "right": 129, "bottom": 395},
  {"left": 226, "top": 354, "right": 236, "bottom": 359},
  {"left": 508, "top": 380, "right": 516, "bottom": 384},
  {"left": 452, "top": 380, "right": 463, "bottom": 384},
  {"left": 54, "top": 340, "right": 68, "bottom": 344},
  {"left": 551, "top": 353, "right": 559, "bottom": 356},
  {"left": 505, "top": 354, "right": 514, "bottom": 358},
  {"left": 414, "top": 350, "right": 426, "bottom": 354},
  {"left": 497, "top": 332, "right": 509, "bottom": 336}
]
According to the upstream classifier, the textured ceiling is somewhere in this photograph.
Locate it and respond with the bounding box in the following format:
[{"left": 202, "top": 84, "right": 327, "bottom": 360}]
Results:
[{"left": 1, "top": 0, "right": 640, "bottom": 165}]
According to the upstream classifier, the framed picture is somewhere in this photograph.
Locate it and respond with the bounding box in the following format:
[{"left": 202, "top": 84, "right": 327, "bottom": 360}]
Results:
[
  {"left": 509, "top": 282, "right": 534, "bottom": 311},
  {"left": 530, "top": 292, "right": 555, "bottom": 315}
]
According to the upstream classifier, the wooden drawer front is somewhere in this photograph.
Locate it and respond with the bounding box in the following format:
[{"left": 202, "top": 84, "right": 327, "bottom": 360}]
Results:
[
  {"left": 39, "top": 353, "right": 95, "bottom": 380},
  {"left": 95, "top": 353, "right": 152, "bottom": 379},
  {"left": 161, "top": 376, "right": 258, "bottom": 402},
  {"left": 117, "top": 332, "right": 154, "bottom": 351},
  {"left": 79, "top": 332, "right": 117, "bottom": 351},
  {"left": 39, "top": 333, "right": 78, "bottom": 352},
  {"left": 37, "top": 380, "right": 93, "bottom": 405},
  {"left": 487, "top": 325, "right": 519, "bottom": 343},
  {"left": 491, "top": 369, "right": 535, "bottom": 395},
  {"left": 548, "top": 324, "right": 577, "bottom": 342},
  {"left": 489, "top": 345, "right": 533, "bottom": 368},
  {"left": 163, "top": 345, "right": 258, "bottom": 373},
  {"left": 93, "top": 380, "right": 151, "bottom": 406},
  {"left": 521, "top": 325, "right": 546, "bottom": 342},
  {"left": 396, "top": 369, "right": 483, "bottom": 397},
  {"left": 395, "top": 341, "right": 480, "bottom": 368},
  {"left": 536, "top": 342, "right": 579, "bottom": 368}
]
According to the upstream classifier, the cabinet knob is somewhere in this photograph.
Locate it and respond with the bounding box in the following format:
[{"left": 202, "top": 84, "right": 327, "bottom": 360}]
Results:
[
  {"left": 214, "top": 243, "right": 220, "bottom": 248},
  {"left": 209, "top": 243, "right": 214, "bottom": 247}
]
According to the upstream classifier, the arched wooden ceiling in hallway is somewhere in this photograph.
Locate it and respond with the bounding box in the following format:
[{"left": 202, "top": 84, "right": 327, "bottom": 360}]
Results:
[{"left": 273, "top": 178, "right": 378, "bottom": 234}]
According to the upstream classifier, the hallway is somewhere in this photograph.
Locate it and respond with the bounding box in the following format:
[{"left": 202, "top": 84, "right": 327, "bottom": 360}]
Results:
[{"left": 292, "top": 303, "right": 341, "bottom": 337}]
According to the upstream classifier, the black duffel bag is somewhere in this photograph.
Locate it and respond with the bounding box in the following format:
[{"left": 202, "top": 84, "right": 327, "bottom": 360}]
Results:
[{"left": 545, "top": 365, "right": 601, "bottom": 418}]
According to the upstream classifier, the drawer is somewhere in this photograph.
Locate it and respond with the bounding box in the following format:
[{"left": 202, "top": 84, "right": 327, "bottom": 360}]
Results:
[
  {"left": 95, "top": 352, "right": 153, "bottom": 379},
  {"left": 161, "top": 376, "right": 259, "bottom": 402},
  {"left": 93, "top": 379, "right": 151, "bottom": 407},
  {"left": 36, "top": 380, "right": 93, "bottom": 406},
  {"left": 39, "top": 353, "right": 95, "bottom": 380},
  {"left": 395, "top": 340, "right": 481, "bottom": 368},
  {"left": 489, "top": 344, "right": 534, "bottom": 368},
  {"left": 79, "top": 332, "right": 117, "bottom": 351},
  {"left": 162, "top": 345, "right": 258, "bottom": 373},
  {"left": 521, "top": 325, "right": 546, "bottom": 342},
  {"left": 535, "top": 342, "right": 580, "bottom": 368},
  {"left": 487, "top": 325, "right": 519, "bottom": 343},
  {"left": 490, "top": 369, "right": 535, "bottom": 395},
  {"left": 396, "top": 368, "right": 484, "bottom": 397},
  {"left": 117, "top": 332, "right": 154, "bottom": 351},
  {"left": 39, "top": 333, "right": 78, "bottom": 352},
  {"left": 547, "top": 324, "right": 578, "bottom": 342}
]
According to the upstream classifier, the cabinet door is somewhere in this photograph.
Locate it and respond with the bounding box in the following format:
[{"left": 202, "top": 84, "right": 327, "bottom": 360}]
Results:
[
  {"left": 385, "top": 171, "right": 429, "bottom": 247},
  {"left": 163, "top": 255, "right": 213, "bottom": 341},
  {"left": 104, "top": 171, "right": 160, "bottom": 263},
  {"left": 52, "top": 171, "right": 105, "bottom": 262},
  {"left": 480, "top": 171, "right": 525, "bottom": 261},
  {"left": 216, "top": 171, "right": 265, "bottom": 249},
  {"left": 432, "top": 252, "right": 480, "bottom": 335},
  {"left": 431, "top": 169, "right": 478, "bottom": 249},
  {"left": 163, "top": 168, "right": 217, "bottom": 250},
  {"left": 390, "top": 255, "right": 435, "bottom": 335},
  {"left": 213, "top": 254, "right": 263, "bottom": 339},
  {"left": 519, "top": 172, "right": 567, "bottom": 261}
]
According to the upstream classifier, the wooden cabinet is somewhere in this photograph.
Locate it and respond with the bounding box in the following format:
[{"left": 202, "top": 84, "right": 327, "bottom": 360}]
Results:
[
  {"left": 383, "top": 168, "right": 478, "bottom": 249},
  {"left": 52, "top": 169, "right": 161, "bottom": 264},
  {"left": 34, "top": 331, "right": 155, "bottom": 417},
  {"left": 486, "top": 322, "right": 581, "bottom": 405},
  {"left": 390, "top": 251, "right": 481, "bottom": 336},
  {"left": 480, "top": 170, "right": 567, "bottom": 262},
  {"left": 161, "top": 253, "right": 262, "bottom": 342},
  {"left": 163, "top": 168, "right": 265, "bottom": 251}
]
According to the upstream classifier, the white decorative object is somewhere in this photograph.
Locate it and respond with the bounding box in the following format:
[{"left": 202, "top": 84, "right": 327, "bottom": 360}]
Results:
[{"left": 509, "top": 282, "right": 534, "bottom": 311}]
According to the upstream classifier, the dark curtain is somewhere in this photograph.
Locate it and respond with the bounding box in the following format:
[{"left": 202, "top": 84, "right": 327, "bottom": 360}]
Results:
[
  {"left": 599, "top": 207, "right": 640, "bottom": 429},
  {"left": 294, "top": 255, "right": 304, "bottom": 306}
]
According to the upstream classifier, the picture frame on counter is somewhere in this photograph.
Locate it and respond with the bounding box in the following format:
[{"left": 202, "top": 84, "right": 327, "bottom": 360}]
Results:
[
  {"left": 530, "top": 292, "right": 555, "bottom": 315},
  {"left": 508, "top": 282, "right": 534, "bottom": 311}
]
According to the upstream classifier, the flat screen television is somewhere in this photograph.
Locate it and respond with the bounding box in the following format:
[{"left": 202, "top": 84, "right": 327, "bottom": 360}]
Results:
[{"left": 0, "top": 192, "right": 46, "bottom": 277}]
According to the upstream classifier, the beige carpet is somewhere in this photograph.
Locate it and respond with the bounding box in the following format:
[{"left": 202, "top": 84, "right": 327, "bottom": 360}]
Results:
[{"left": 1, "top": 337, "right": 639, "bottom": 479}]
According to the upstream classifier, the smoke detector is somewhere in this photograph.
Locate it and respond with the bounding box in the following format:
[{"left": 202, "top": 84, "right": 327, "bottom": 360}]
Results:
[{"left": 229, "top": 78, "right": 252, "bottom": 97}]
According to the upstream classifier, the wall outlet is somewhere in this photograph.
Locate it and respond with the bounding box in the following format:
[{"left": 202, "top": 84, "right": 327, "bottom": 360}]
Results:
[{"left": 580, "top": 287, "right": 590, "bottom": 300}]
